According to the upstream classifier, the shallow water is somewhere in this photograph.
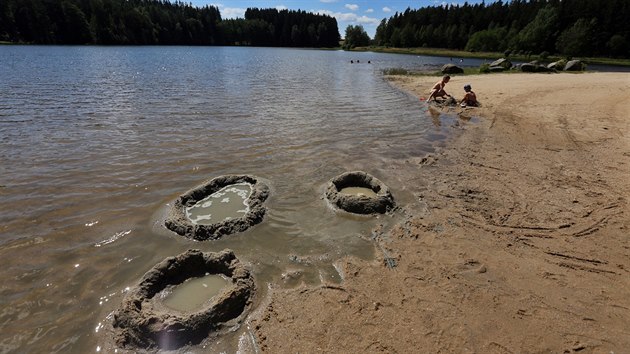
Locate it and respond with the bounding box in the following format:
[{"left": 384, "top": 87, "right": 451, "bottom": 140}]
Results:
[
  {"left": 339, "top": 187, "right": 378, "bottom": 198},
  {"left": 0, "top": 46, "right": 465, "bottom": 353},
  {"left": 186, "top": 183, "right": 252, "bottom": 225},
  {"left": 162, "top": 274, "right": 230, "bottom": 313}
]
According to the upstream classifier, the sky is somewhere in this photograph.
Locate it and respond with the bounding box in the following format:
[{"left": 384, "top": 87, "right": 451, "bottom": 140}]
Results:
[{"left": 190, "top": 1, "right": 483, "bottom": 38}]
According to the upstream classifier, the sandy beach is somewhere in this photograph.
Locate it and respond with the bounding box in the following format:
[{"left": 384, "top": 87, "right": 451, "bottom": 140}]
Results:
[{"left": 251, "top": 72, "right": 630, "bottom": 353}]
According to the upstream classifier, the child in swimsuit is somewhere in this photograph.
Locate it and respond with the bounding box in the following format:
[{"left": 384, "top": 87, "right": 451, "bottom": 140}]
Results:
[
  {"left": 460, "top": 84, "right": 478, "bottom": 107},
  {"left": 428, "top": 75, "right": 451, "bottom": 101}
]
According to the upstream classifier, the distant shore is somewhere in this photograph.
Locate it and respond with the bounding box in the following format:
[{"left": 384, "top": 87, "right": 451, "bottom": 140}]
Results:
[
  {"left": 252, "top": 72, "right": 630, "bottom": 352},
  {"left": 3, "top": 40, "right": 629, "bottom": 68},
  {"left": 350, "top": 45, "right": 630, "bottom": 67}
]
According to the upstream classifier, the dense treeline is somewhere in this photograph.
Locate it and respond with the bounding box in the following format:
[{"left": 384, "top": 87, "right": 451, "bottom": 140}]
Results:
[
  {"left": 0, "top": 0, "right": 222, "bottom": 44},
  {"left": 223, "top": 8, "right": 339, "bottom": 47},
  {"left": 374, "top": 0, "right": 630, "bottom": 58},
  {"left": 0, "top": 0, "right": 340, "bottom": 47}
]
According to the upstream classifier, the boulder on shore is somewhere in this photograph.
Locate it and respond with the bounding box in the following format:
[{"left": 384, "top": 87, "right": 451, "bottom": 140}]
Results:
[
  {"left": 519, "top": 63, "right": 555, "bottom": 73},
  {"left": 442, "top": 63, "right": 464, "bottom": 74},
  {"left": 564, "top": 59, "right": 585, "bottom": 71},
  {"left": 547, "top": 60, "right": 567, "bottom": 70},
  {"left": 490, "top": 58, "right": 512, "bottom": 69},
  {"left": 519, "top": 63, "right": 537, "bottom": 72},
  {"left": 536, "top": 65, "right": 555, "bottom": 73}
]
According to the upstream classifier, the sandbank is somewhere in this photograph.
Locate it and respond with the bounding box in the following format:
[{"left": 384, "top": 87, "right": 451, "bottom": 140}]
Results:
[{"left": 251, "top": 72, "right": 630, "bottom": 352}]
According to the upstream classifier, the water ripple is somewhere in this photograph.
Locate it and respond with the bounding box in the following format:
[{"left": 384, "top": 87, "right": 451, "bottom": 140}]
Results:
[{"left": 0, "top": 46, "right": 459, "bottom": 352}]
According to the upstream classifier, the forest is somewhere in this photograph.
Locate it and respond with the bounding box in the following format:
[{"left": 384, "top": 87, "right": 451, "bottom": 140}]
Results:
[
  {"left": 373, "top": 0, "right": 630, "bottom": 58},
  {"left": 3, "top": 0, "right": 629, "bottom": 57},
  {"left": 0, "top": 0, "right": 340, "bottom": 47}
]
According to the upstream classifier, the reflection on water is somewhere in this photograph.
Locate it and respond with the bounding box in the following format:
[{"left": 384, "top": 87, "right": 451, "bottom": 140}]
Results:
[
  {"left": 162, "top": 274, "right": 230, "bottom": 312},
  {"left": 339, "top": 187, "right": 378, "bottom": 198},
  {"left": 186, "top": 183, "right": 252, "bottom": 224},
  {"left": 0, "top": 46, "right": 461, "bottom": 353}
]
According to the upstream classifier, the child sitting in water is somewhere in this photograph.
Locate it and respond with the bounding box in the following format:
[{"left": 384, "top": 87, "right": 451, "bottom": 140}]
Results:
[{"left": 460, "top": 84, "right": 478, "bottom": 107}]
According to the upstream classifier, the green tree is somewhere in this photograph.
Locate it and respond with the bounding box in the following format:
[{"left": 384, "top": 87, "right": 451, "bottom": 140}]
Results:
[
  {"left": 513, "top": 6, "right": 558, "bottom": 53},
  {"left": 606, "top": 34, "right": 629, "bottom": 57},
  {"left": 15, "top": 0, "right": 53, "bottom": 43},
  {"left": 390, "top": 27, "right": 402, "bottom": 47},
  {"left": 556, "top": 18, "right": 597, "bottom": 57},
  {"left": 246, "top": 19, "right": 273, "bottom": 46},
  {"left": 60, "top": 1, "right": 92, "bottom": 44},
  {"left": 465, "top": 27, "right": 507, "bottom": 52},
  {"left": 374, "top": 18, "right": 387, "bottom": 46},
  {"left": 123, "top": 7, "right": 156, "bottom": 44},
  {"left": 0, "top": 0, "right": 16, "bottom": 41},
  {"left": 290, "top": 24, "right": 300, "bottom": 45},
  {"left": 344, "top": 25, "right": 370, "bottom": 48},
  {"left": 184, "top": 18, "right": 203, "bottom": 43},
  {"left": 400, "top": 23, "right": 415, "bottom": 47}
]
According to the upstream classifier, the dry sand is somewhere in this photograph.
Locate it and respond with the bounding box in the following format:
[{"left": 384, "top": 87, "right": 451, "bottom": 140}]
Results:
[{"left": 251, "top": 72, "right": 630, "bottom": 353}]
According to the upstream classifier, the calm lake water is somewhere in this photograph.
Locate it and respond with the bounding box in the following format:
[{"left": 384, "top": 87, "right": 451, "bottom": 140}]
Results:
[{"left": 0, "top": 46, "right": 476, "bottom": 352}]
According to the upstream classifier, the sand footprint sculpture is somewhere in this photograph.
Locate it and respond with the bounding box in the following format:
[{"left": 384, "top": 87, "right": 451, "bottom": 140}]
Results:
[
  {"left": 112, "top": 249, "right": 255, "bottom": 350},
  {"left": 326, "top": 171, "right": 395, "bottom": 214},
  {"left": 165, "top": 175, "right": 270, "bottom": 240}
]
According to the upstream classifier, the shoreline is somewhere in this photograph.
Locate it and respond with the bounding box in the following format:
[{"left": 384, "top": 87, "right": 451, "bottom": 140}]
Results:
[
  {"left": 251, "top": 72, "right": 630, "bottom": 352},
  {"left": 351, "top": 46, "right": 630, "bottom": 67}
]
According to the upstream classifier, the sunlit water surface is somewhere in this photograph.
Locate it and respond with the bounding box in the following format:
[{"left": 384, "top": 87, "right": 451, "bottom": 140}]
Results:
[{"left": 0, "top": 46, "right": 476, "bottom": 352}]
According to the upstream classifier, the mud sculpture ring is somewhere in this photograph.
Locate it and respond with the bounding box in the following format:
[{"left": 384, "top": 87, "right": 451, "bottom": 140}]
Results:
[
  {"left": 112, "top": 249, "right": 255, "bottom": 350},
  {"left": 325, "top": 171, "right": 395, "bottom": 214},
  {"left": 165, "top": 175, "right": 270, "bottom": 240}
]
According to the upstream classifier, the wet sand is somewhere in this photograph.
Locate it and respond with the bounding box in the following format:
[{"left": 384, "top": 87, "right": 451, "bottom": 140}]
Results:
[{"left": 251, "top": 72, "right": 630, "bottom": 352}]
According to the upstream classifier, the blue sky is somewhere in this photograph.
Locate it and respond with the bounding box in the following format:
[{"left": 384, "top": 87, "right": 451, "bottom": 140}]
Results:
[{"left": 189, "top": 1, "right": 481, "bottom": 38}]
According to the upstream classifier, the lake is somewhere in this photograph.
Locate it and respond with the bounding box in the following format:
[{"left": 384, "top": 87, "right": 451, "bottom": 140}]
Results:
[{"left": 0, "top": 45, "right": 483, "bottom": 352}]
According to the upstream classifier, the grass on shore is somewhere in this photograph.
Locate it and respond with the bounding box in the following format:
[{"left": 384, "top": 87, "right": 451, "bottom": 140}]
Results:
[
  {"left": 383, "top": 67, "right": 484, "bottom": 76},
  {"left": 381, "top": 66, "right": 593, "bottom": 77},
  {"left": 352, "top": 46, "right": 630, "bottom": 67}
]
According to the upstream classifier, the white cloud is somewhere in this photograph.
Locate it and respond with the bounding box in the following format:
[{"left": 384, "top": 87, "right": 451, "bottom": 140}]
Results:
[
  {"left": 382, "top": 6, "right": 391, "bottom": 12},
  {"left": 317, "top": 10, "right": 354, "bottom": 21},
  {"left": 356, "top": 15, "right": 379, "bottom": 25},
  {"left": 435, "top": 1, "right": 462, "bottom": 7},
  {"left": 345, "top": 4, "right": 359, "bottom": 11},
  {"left": 211, "top": 4, "right": 245, "bottom": 18},
  {"left": 316, "top": 9, "right": 378, "bottom": 25},
  {"left": 365, "top": 8, "right": 374, "bottom": 13},
  {"left": 320, "top": 0, "right": 337, "bottom": 3},
  {"left": 276, "top": 5, "right": 287, "bottom": 11}
]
